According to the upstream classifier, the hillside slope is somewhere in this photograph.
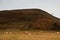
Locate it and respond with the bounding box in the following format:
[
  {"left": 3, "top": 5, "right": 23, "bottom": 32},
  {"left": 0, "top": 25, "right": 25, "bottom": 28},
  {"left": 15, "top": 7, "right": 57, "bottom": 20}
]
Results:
[{"left": 0, "top": 9, "right": 60, "bottom": 30}]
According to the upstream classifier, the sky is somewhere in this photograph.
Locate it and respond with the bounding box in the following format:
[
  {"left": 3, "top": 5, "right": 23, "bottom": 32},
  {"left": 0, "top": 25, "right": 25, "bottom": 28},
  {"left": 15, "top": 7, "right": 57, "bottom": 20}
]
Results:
[{"left": 0, "top": 0, "right": 60, "bottom": 18}]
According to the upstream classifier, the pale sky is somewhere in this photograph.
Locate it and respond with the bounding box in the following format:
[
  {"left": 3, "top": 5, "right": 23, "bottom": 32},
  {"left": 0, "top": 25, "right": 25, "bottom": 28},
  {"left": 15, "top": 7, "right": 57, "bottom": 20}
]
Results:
[{"left": 0, "top": 0, "right": 60, "bottom": 18}]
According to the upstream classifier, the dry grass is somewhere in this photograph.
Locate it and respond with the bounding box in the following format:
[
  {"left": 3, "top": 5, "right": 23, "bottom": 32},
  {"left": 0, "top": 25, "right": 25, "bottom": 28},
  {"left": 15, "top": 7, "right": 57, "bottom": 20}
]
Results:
[{"left": 0, "top": 30, "right": 60, "bottom": 40}]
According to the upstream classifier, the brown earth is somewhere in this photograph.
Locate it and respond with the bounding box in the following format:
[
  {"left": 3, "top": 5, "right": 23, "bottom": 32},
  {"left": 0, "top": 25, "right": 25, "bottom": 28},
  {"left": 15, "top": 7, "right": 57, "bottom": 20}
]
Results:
[{"left": 0, "top": 8, "right": 60, "bottom": 31}]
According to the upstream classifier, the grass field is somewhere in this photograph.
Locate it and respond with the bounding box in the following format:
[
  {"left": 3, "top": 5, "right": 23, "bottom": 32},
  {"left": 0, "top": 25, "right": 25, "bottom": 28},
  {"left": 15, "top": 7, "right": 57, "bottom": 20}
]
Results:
[{"left": 0, "top": 29, "right": 60, "bottom": 40}]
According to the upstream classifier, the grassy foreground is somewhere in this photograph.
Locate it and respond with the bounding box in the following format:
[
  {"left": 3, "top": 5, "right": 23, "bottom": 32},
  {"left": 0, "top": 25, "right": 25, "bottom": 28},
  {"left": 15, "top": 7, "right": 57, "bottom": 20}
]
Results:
[{"left": 0, "top": 29, "right": 60, "bottom": 40}]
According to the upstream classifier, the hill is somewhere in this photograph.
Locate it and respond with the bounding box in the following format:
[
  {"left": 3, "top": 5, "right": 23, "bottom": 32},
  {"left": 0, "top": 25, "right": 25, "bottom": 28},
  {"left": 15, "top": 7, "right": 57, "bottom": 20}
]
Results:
[{"left": 0, "top": 9, "right": 60, "bottom": 31}]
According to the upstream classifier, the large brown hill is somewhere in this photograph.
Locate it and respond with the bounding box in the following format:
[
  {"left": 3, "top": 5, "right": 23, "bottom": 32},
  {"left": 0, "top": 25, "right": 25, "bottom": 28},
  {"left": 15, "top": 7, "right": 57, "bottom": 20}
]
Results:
[{"left": 0, "top": 9, "right": 60, "bottom": 30}]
